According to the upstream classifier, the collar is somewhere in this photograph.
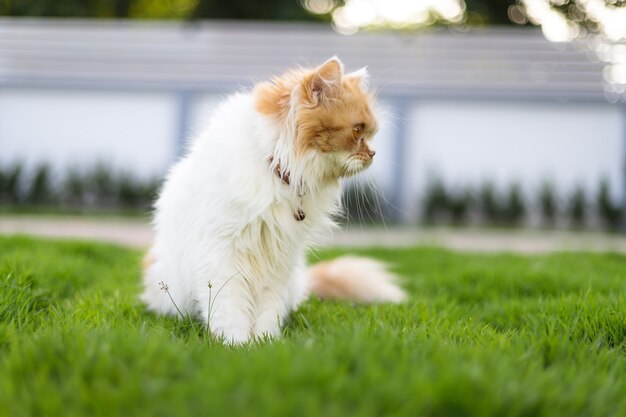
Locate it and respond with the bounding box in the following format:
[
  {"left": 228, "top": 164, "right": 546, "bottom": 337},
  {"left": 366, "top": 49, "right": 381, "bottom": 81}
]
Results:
[
  {"left": 268, "top": 155, "right": 291, "bottom": 185},
  {"left": 268, "top": 155, "right": 305, "bottom": 221}
]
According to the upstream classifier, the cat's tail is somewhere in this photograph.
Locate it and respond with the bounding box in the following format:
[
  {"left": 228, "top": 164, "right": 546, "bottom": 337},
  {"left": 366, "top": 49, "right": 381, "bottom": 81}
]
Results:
[{"left": 305, "top": 256, "right": 407, "bottom": 304}]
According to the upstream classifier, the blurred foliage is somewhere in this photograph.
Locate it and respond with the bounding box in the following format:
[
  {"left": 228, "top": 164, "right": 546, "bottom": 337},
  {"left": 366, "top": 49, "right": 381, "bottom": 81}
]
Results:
[
  {"left": 0, "top": 161, "right": 161, "bottom": 213},
  {"left": 479, "top": 181, "right": 501, "bottom": 224},
  {"left": 20, "top": 0, "right": 620, "bottom": 39},
  {"left": 1, "top": 160, "right": 623, "bottom": 231},
  {"left": 89, "top": 163, "right": 117, "bottom": 207},
  {"left": 423, "top": 180, "right": 474, "bottom": 225},
  {"left": 423, "top": 178, "right": 449, "bottom": 223},
  {"left": 191, "top": 0, "right": 318, "bottom": 20},
  {"left": 597, "top": 178, "right": 622, "bottom": 231},
  {"left": 421, "top": 177, "right": 622, "bottom": 230},
  {"left": 501, "top": 183, "right": 525, "bottom": 225},
  {"left": 568, "top": 185, "right": 587, "bottom": 229},
  {"left": 479, "top": 182, "right": 526, "bottom": 226},
  {"left": 0, "top": 0, "right": 319, "bottom": 20},
  {"left": 64, "top": 167, "right": 86, "bottom": 207},
  {"left": 478, "top": 182, "right": 527, "bottom": 226},
  {"left": 0, "top": 0, "right": 135, "bottom": 18},
  {"left": 465, "top": 0, "right": 516, "bottom": 26},
  {"left": 449, "top": 188, "right": 473, "bottom": 225},
  {"left": 25, "top": 164, "right": 55, "bottom": 206},
  {"left": 0, "top": 162, "right": 24, "bottom": 205},
  {"left": 539, "top": 181, "right": 557, "bottom": 227},
  {"left": 130, "top": 0, "right": 198, "bottom": 18},
  {"left": 0, "top": 0, "right": 520, "bottom": 25}
]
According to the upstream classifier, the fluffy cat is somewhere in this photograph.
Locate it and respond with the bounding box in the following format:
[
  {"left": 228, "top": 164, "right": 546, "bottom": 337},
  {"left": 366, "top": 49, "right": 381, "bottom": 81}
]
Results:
[{"left": 141, "top": 57, "right": 406, "bottom": 344}]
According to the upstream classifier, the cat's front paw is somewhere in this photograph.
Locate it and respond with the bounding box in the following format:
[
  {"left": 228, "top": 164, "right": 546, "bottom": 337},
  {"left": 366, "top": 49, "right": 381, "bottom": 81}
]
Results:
[
  {"left": 251, "top": 316, "right": 282, "bottom": 341},
  {"left": 212, "top": 327, "right": 251, "bottom": 346}
]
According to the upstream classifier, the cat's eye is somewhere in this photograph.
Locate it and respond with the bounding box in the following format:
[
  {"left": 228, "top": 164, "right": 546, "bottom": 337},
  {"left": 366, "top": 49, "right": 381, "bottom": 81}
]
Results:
[{"left": 352, "top": 123, "right": 365, "bottom": 140}]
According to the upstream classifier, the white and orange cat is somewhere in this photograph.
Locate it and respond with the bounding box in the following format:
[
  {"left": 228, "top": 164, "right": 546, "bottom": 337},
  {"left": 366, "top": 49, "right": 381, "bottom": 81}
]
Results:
[{"left": 141, "top": 57, "right": 405, "bottom": 344}]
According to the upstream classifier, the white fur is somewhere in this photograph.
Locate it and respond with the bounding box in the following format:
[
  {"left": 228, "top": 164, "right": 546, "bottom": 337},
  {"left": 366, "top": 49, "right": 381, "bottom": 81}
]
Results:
[
  {"left": 307, "top": 256, "right": 407, "bottom": 304},
  {"left": 142, "top": 79, "right": 404, "bottom": 345},
  {"left": 347, "top": 66, "right": 370, "bottom": 90}
]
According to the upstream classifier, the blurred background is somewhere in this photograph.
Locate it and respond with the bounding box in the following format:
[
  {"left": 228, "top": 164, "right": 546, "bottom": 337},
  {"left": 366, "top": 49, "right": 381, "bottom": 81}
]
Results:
[{"left": 1, "top": 0, "right": 625, "bottom": 237}]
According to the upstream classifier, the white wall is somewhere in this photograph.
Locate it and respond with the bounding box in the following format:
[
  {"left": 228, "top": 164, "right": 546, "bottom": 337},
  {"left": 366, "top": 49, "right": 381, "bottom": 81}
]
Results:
[
  {"left": 0, "top": 89, "right": 178, "bottom": 177},
  {"left": 186, "top": 94, "right": 221, "bottom": 148},
  {"left": 1, "top": 89, "right": 623, "bottom": 222},
  {"left": 403, "top": 100, "right": 625, "bottom": 220}
]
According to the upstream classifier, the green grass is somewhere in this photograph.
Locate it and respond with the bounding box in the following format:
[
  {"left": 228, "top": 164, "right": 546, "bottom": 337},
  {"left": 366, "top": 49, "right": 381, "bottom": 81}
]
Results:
[{"left": 1, "top": 235, "right": 626, "bottom": 417}]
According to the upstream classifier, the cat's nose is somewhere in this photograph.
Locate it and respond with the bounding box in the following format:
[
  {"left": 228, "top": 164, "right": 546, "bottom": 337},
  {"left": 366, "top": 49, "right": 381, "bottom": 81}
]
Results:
[{"left": 368, "top": 150, "right": 376, "bottom": 158}]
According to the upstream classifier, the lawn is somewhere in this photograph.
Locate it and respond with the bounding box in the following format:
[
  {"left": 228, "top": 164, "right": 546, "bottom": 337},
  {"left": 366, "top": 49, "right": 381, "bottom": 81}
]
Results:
[{"left": 1, "top": 235, "right": 625, "bottom": 417}]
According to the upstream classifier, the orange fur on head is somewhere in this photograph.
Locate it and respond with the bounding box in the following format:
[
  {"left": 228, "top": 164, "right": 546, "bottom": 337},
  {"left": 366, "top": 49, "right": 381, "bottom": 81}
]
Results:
[
  {"left": 254, "top": 68, "right": 307, "bottom": 121},
  {"left": 253, "top": 57, "right": 379, "bottom": 176}
]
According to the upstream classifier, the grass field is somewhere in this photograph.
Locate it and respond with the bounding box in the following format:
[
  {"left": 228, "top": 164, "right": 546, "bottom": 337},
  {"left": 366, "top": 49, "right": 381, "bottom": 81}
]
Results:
[{"left": 1, "top": 235, "right": 625, "bottom": 417}]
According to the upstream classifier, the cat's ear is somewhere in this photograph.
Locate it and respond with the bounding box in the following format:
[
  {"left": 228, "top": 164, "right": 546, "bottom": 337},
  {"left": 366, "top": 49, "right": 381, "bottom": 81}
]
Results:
[
  {"left": 315, "top": 56, "right": 344, "bottom": 85},
  {"left": 347, "top": 66, "right": 370, "bottom": 91},
  {"left": 305, "top": 56, "right": 344, "bottom": 106}
]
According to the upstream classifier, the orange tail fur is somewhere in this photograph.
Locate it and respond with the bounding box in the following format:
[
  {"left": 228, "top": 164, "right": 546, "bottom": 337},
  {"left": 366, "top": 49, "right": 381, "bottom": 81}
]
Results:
[{"left": 306, "top": 256, "right": 407, "bottom": 303}]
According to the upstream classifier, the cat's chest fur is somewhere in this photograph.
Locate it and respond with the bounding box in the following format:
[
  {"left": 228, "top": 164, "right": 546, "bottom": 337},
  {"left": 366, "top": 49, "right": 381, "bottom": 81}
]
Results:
[
  {"left": 228, "top": 168, "right": 339, "bottom": 283},
  {"left": 249, "top": 174, "right": 340, "bottom": 251},
  {"left": 177, "top": 103, "right": 337, "bottom": 252}
]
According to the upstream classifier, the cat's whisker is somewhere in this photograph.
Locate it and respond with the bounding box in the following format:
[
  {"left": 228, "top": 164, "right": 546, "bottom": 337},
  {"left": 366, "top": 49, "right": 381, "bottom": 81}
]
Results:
[
  {"left": 370, "top": 180, "right": 389, "bottom": 233},
  {"left": 355, "top": 177, "right": 367, "bottom": 230}
]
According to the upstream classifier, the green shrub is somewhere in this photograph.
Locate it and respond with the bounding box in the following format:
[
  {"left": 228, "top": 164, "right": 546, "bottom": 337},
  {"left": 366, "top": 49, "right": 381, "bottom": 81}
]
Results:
[
  {"left": 0, "top": 161, "right": 162, "bottom": 213},
  {"left": 89, "top": 163, "right": 117, "bottom": 207},
  {"left": 2, "top": 162, "right": 25, "bottom": 204},
  {"left": 422, "top": 178, "right": 449, "bottom": 223},
  {"left": 0, "top": 166, "right": 5, "bottom": 202},
  {"left": 63, "top": 167, "right": 86, "bottom": 206},
  {"left": 568, "top": 185, "right": 586, "bottom": 228},
  {"left": 423, "top": 180, "right": 527, "bottom": 226},
  {"left": 479, "top": 182, "right": 501, "bottom": 224},
  {"left": 501, "top": 183, "right": 525, "bottom": 225},
  {"left": 138, "top": 178, "right": 160, "bottom": 210},
  {"left": 597, "top": 178, "right": 622, "bottom": 231},
  {"left": 117, "top": 172, "right": 143, "bottom": 208},
  {"left": 25, "top": 164, "right": 56, "bottom": 205},
  {"left": 539, "top": 181, "right": 557, "bottom": 227},
  {"left": 117, "top": 173, "right": 159, "bottom": 210},
  {"left": 448, "top": 187, "right": 473, "bottom": 225}
]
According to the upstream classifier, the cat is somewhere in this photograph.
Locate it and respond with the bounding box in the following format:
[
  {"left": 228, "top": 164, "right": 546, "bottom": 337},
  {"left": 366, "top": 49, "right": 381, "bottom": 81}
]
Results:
[{"left": 141, "top": 57, "right": 406, "bottom": 345}]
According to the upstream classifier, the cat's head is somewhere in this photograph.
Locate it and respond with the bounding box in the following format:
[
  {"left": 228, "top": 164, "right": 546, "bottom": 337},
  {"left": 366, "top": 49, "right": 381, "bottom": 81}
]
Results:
[{"left": 255, "top": 57, "right": 379, "bottom": 179}]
